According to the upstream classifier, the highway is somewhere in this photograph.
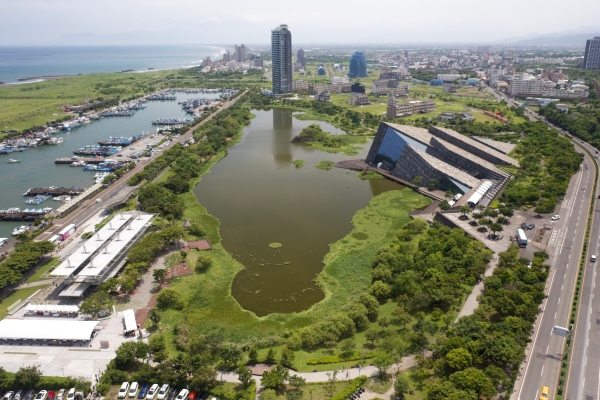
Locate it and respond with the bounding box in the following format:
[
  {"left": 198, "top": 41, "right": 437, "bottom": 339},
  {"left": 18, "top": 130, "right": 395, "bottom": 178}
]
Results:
[{"left": 486, "top": 83, "right": 600, "bottom": 400}]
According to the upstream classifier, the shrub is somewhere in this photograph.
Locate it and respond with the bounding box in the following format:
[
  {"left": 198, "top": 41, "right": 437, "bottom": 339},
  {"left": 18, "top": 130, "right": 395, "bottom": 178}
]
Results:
[
  {"left": 195, "top": 253, "right": 213, "bottom": 273},
  {"left": 157, "top": 288, "right": 183, "bottom": 309}
]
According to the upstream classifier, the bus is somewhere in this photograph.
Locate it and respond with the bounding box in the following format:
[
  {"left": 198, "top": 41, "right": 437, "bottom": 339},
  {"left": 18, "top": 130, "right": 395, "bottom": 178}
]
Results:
[{"left": 516, "top": 228, "right": 528, "bottom": 247}]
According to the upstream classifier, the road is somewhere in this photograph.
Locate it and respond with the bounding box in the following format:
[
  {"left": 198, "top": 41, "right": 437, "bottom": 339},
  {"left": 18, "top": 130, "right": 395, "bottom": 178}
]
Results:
[
  {"left": 36, "top": 90, "right": 246, "bottom": 242},
  {"left": 480, "top": 84, "right": 598, "bottom": 400}
]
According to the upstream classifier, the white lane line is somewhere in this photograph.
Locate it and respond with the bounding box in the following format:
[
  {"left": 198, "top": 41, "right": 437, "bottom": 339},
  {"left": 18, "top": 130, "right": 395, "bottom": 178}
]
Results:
[
  {"left": 559, "top": 297, "right": 561, "bottom": 304},
  {"left": 597, "top": 367, "right": 599, "bottom": 400},
  {"left": 560, "top": 227, "right": 570, "bottom": 254},
  {"left": 586, "top": 356, "right": 588, "bottom": 366},
  {"left": 541, "top": 366, "right": 545, "bottom": 376},
  {"left": 562, "top": 285, "right": 564, "bottom": 290},
  {"left": 546, "top": 345, "right": 549, "bottom": 354},
  {"left": 555, "top": 312, "right": 557, "bottom": 319}
]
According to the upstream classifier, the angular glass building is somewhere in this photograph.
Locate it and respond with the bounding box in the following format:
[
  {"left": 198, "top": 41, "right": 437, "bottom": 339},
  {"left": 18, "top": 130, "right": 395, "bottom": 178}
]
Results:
[
  {"left": 348, "top": 51, "right": 368, "bottom": 78},
  {"left": 271, "top": 24, "right": 293, "bottom": 94},
  {"left": 583, "top": 37, "right": 600, "bottom": 70}
]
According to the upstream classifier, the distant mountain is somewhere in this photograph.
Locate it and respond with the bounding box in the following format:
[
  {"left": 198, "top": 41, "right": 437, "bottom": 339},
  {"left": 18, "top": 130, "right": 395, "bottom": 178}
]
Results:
[{"left": 494, "top": 27, "right": 600, "bottom": 46}]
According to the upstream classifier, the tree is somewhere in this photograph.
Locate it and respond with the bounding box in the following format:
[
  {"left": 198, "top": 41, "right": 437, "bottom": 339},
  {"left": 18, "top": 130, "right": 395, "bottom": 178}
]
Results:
[
  {"left": 358, "top": 293, "right": 379, "bottom": 321},
  {"left": 266, "top": 348, "right": 276, "bottom": 363},
  {"left": 365, "top": 329, "right": 380, "bottom": 346},
  {"left": 413, "top": 318, "right": 437, "bottom": 336},
  {"left": 459, "top": 206, "right": 472, "bottom": 220},
  {"left": 260, "top": 390, "right": 277, "bottom": 400},
  {"left": 489, "top": 223, "right": 503, "bottom": 236},
  {"left": 153, "top": 268, "right": 167, "bottom": 282},
  {"left": 79, "top": 291, "right": 113, "bottom": 319},
  {"left": 446, "top": 348, "right": 472, "bottom": 370},
  {"left": 370, "top": 280, "right": 392, "bottom": 300},
  {"left": 236, "top": 366, "right": 253, "bottom": 389},
  {"left": 373, "top": 352, "right": 393, "bottom": 379},
  {"left": 392, "top": 307, "right": 412, "bottom": 328},
  {"left": 190, "top": 364, "right": 218, "bottom": 392},
  {"left": 148, "top": 307, "right": 161, "bottom": 327},
  {"left": 262, "top": 364, "right": 289, "bottom": 392},
  {"left": 394, "top": 375, "right": 410, "bottom": 400},
  {"left": 135, "top": 341, "right": 151, "bottom": 362},
  {"left": 149, "top": 334, "right": 167, "bottom": 362},
  {"left": 378, "top": 316, "right": 390, "bottom": 331},
  {"left": 428, "top": 178, "right": 438, "bottom": 190},
  {"left": 14, "top": 366, "right": 41, "bottom": 389},
  {"left": 280, "top": 346, "right": 295, "bottom": 368},
  {"left": 339, "top": 338, "right": 355, "bottom": 358},
  {"left": 188, "top": 223, "right": 206, "bottom": 237},
  {"left": 450, "top": 368, "right": 496, "bottom": 398},
  {"left": 0, "top": 367, "right": 10, "bottom": 391},
  {"left": 288, "top": 375, "right": 306, "bottom": 391},
  {"left": 248, "top": 347, "right": 258, "bottom": 362},
  {"left": 439, "top": 200, "right": 451, "bottom": 211},
  {"left": 219, "top": 344, "right": 243, "bottom": 369},
  {"left": 157, "top": 288, "right": 183, "bottom": 309},
  {"left": 195, "top": 254, "right": 213, "bottom": 273},
  {"left": 412, "top": 176, "right": 423, "bottom": 185}
]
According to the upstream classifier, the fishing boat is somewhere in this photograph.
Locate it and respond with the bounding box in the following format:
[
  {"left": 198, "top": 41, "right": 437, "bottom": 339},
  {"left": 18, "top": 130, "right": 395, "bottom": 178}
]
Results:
[
  {"left": 6, "top": 158, "right": 20, "bottom": 163},
  {"left": 12, "top": 225, "right": 28, "bottom": 236},
  {"left": 71, "top": 160, "right": 87, "bottom": 167},
  {"left": 25, "top": 194, "right": 52, "bottom": 205}
]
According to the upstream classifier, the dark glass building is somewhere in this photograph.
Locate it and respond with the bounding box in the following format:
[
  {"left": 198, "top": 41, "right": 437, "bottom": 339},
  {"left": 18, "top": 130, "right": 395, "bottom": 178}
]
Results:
[
  {"left": 271, "top": 24, "right": 293, "bottom": 94},
  {"left": 348, "top": 51, "right": 368, "bottom": 78},
  {"left": 583, "top": 37, "right": 600, "bottom": 70}
]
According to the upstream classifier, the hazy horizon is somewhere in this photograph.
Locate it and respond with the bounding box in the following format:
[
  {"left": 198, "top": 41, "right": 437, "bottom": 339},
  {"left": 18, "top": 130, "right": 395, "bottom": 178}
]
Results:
[{"left": 3, "top": 0, "right": 600, "bottom": 46}]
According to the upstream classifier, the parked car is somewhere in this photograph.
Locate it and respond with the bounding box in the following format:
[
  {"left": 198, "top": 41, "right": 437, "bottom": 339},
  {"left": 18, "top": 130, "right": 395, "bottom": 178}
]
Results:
[
  {"left": 157, "top": 385, "right": 170, "bottom": 400},
  {"left": 3, "top": 391, "right": 15, "bottom": 400},
  {"left": 24, "top": 390, "right": 35, "bottom": 400},
  {"left": 527, "top": 223, "right": 535, "bottom": 230},
  {"left": 55, "top": 390, "right": 65, "bottom": 400},
  {"left": 167, "top": 389, "right": 178, "bottom": 400},
  {"left": 14, "top": 391, "right": 23, "bottom": 400},
  {"left": 146, "top": 385, "right": 159, "bottom": 400},
  {"left": 34, "top": 391, "right": 48, "bottom": 400},
  {"left": 66, "top": 389, "right": 75, "bottom": 400},
  {"left": 129, "top": 383, "right": 139, "bottom": 398},
  {"left": 138, "top": 385, "right": 150, "bottom": 399},
  {"left": 174, "top": 390, "right": 189, "bottom": 400},
  {"left": 592, "top": 255, "right": 597, "bottom": 262},
  {"left": 521, "top": 223, "right": 527, "bottom": 229},
  {"left": 186, "top": 392, "right": 196, "bottom": 400},
  {"left": 118, "top": 383, "right": 130, "bottom": 399},
  {"left": 47, "top": 392, "right": 55, "bottom": 400},
  {"left": 551, "top": 215, "right": 560, "bottom": 221}
]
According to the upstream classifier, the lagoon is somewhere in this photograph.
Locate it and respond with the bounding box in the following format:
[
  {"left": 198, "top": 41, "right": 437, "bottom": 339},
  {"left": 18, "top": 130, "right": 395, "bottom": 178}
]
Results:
[{"left": 194, "top": 108, "right": 404, "bottom": 316}]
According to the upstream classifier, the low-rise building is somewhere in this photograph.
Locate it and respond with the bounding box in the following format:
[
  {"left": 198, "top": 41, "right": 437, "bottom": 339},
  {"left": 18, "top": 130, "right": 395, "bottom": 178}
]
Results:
[
  {"left": 309, "top": 83, "right": 332, "bottom": 94},
  {"left": 315, "top": 92, "right": 331, "bottom": 102},
  {"left": 350, "top": 93, "right": 370, "bottom": 106},
  {"left": 437, "top": 73, "right": 462, "bottom": 82},
  {"left": 443, "top": 84, "right": 457, "bottom": 93},
  {"left": 292, "top": 80, "right": 309, "bottom": 91},
  {"left": 387, "top": 99, "right": 435, "bottom": 117},
  {"left": 331, "top": 82, "right": 352, "bottom": 93},
  {"left": 555, "top": 104, "right": 569, "bottom": 112},
  {"left": 370, "top": 81, "right": 389, "bottom": 95}
]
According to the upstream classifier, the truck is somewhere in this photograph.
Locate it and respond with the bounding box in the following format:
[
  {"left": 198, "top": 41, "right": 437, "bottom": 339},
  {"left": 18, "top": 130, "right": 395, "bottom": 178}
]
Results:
[
  {"left": 516, "top": 228, "right": 528, "bottom": 248},
  {"left": 58, "top": 224, "right": 77, "bottom": 241}
]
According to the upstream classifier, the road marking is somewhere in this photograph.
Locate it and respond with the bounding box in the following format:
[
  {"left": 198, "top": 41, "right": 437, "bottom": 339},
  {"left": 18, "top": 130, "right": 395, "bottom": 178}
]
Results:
[
  {"left": 555, "top": 312, "right": 557, "bottom": 319},
  {"left": 562, "top": 285, "right": 564, "bottom": 290},
  {"left": 546, "top": 345, "right": 549, "bottom": 354},
  {"left": 586, "top": 356, "right": 587, "bottom": 366},
  {"left": 541, "top": 366, "right": 545, "bottom": 375},
  {"left": 558, "top": 297, "right": 561, "bottom": 304}
]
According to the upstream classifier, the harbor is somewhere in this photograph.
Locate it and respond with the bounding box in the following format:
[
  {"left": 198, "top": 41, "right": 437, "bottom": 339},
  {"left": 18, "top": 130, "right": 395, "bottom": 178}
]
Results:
[{"left": 0, "top": 90, "right": 222, "bottom": 237}]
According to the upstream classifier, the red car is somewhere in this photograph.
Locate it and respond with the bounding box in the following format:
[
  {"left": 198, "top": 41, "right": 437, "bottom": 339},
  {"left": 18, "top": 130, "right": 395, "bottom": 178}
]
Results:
[{"left": 47, "top": 393, "right": 55, "bottom": 400}]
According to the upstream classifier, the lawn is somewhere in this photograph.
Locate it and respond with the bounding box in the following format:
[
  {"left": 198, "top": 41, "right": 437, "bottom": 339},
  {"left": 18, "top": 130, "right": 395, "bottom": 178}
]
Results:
[
  {"left": 26, "top": 257, "right": 59, "bottom": 283},
  {"left": 0, "top": 285, "right": 49, "bottom": 319}
]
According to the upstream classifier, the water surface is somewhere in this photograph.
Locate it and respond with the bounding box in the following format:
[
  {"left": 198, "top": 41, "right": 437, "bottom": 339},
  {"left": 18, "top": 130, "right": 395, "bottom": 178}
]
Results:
[{"left": 194, "top": 109, "right": 403, "bottom": 316}]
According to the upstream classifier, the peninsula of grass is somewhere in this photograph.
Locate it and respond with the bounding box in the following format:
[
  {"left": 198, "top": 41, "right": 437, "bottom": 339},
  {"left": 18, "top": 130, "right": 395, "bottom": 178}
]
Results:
[
  {"left": 292, "top": 123, "right": 367, "bottom": 156},
  {"left": 316, "top": 161, "right": 335, "bottom": 170},
  {"left": 357, "top": 171, "right": 383, "bottom": 179},
  {"left": 292, "top": 160, "right": 305, "bottom": 168}
]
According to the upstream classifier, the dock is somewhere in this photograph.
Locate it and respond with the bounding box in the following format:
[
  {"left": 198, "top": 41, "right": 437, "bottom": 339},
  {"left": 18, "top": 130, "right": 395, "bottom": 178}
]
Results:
[
  {"left": 0, "top": 208, "right": 52, "bottom": 221},
  {"left": 55, "top": 157, "right": 132, "bottom": 165},
  {"left": 23, "top": 187, "right": 85, "bottom": 196}
]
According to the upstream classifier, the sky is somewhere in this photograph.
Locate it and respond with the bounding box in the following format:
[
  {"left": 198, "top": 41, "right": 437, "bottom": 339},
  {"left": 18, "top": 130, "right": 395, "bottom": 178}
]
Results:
[{"left": 2, "top": 0, "right": 600, "bottom": 46}]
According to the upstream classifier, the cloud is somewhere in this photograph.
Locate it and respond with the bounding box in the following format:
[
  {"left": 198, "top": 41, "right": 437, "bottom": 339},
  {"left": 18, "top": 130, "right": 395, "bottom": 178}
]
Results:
[{"left": 243, "top": 14, "right": 267, "bottom": 24}]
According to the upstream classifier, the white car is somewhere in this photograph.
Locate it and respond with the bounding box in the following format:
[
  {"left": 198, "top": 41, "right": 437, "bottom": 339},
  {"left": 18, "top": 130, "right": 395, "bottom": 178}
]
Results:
[
  {"left": 34, "top": 392, "right": 48, "bottom": 400},
  {"left": 14, "top": 391, "right": 23, "bottom": 400},
  {"left": 4, "top": 392, "right": 15, "bottom": 400},
  {"left": 55, "top": 390, "right": 65, "bottom": 400},
  {"left": 146, "top": 384, "right": 159, "bottom": 400},
  {"left": 174, "top": 390, "right": 188, "bottom": 400},
  {"left": 157, "top": 385, "right": 170, "bottom": 400},
  {"left": 551, "top": 215, "right": 560, "bottom": 221},
  {"left": 129, "top": 383, "right": 139, "bottom": 398},
  {"left": 66, "top": 389, "right": 75, "bottom": 400},
  {"left": 118, "top": 383, "right": 130, "bottom": 399}
]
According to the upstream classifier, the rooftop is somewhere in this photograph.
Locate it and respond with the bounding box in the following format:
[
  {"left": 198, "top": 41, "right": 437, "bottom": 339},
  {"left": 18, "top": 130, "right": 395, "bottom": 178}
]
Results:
[
  {"left": 472, "top": 136, "right": 517, "bottom": 155},
  {"left": 0, "top": 319, "right": 99, "bottom": 341}
]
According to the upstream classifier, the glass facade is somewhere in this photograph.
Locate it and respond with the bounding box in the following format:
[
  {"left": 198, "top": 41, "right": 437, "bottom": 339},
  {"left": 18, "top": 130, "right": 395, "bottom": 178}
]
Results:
[
  {"left": 374, "top": 127, "right": 407, "bottom": 167},
  {"left": 348, "top": 51, "right": 368, "bottom": 78},
  {"left": 271, "top": 25, "right": 293, "bottom": 94}
]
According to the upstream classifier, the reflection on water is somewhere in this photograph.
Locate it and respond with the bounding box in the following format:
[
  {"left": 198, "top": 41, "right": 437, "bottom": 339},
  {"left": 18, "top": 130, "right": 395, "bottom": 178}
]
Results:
[{"left": 194, "top": 109, "right": 404, "bottom": 316}]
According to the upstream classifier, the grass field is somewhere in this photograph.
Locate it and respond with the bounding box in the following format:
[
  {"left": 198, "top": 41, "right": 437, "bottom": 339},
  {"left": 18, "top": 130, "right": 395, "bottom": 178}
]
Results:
[
  {"left": 26, "top": 257, "right": 59, "bottom": 283},
  {"left": 0, "top": 285, "right": 49, "bottom": 319}
]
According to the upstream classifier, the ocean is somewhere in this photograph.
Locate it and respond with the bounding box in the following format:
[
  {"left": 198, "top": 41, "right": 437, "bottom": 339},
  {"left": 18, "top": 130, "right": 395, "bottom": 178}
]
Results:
[{"left": 0, "top": 45, "right": 224, "bottom": 84}]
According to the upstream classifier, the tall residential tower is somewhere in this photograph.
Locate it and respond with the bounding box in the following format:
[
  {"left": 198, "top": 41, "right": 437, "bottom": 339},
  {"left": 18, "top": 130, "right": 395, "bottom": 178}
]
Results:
[
  {"left": 348, "top": 51, "right": 368, "bottom": 78},
  {"left": 271, "top": 24, "right": 293, "bottom": 94},
  {"left": 583, "top": 37, "right": 600, "bottom": 70}
]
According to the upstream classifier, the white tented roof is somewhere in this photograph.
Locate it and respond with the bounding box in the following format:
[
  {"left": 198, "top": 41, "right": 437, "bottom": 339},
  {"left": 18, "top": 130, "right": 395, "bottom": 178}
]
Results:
[
  {"left": 59, "top": 282, "right": 91, "bottom": 297},
  {"left": 25, "top": 304, "right": 79, "bottom": 313},
  {"left": 0, "top": 319, "right": 98, "bottom": 341},
  {"left": 51, "top": 213, "right": 132, "bottom": 276},
  {"left": 77, "top": 214, "right": 153, "bottom": 277},
  {"left": 123, "top": 309, "right": 137, "bottom": 332},
  {"left": 467, "top": 180, "right": 493, "bottom": 206}
]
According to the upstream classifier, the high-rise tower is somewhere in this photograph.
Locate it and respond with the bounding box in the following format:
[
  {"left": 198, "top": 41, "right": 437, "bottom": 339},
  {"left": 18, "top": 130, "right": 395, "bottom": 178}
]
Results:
[
  {"left": 348, "top": 51, "right": 368, "bottom": 78},
  {"left": 583, "top": 37, "right": 600, "bottom": 70},
  {"left": 297, "top": 48, "right": 306, "bottom": 67},
  {"left": 271, "top": 24, "right": 293, "bottom": 94}
]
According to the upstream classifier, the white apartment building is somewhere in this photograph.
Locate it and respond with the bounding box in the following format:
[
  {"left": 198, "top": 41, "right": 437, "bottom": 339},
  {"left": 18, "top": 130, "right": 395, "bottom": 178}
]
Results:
[
  {"left": 292, "top": 80, "right": 309, "bottom": 91},
  {"left": 508, "top": 76, "right": 544, "bottom": 96},
  {"left": 331, "top": 76, "right": 349, "bottom": 84},
  {"left": 437, "top": 74, "right": 462, "bottom": 82}
]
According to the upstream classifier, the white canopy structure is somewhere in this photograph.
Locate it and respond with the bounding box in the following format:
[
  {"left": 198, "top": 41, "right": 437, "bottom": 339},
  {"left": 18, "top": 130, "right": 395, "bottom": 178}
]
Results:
[
  {"left": 466, "top": 180, "right": 493, "bottom": 207},
  {"left": 25, "top": 304, "right": 79, "bottom": 313},
  {"left": 0, "top": 319, "right": 98, "bottom": 341},
  {"left": 123, "top": 309, "right": 137, "bottom": 332}
]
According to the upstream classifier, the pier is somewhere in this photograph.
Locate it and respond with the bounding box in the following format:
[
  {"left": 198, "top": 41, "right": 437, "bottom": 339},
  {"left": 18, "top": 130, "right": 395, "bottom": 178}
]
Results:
[
  {"left": 0, "top": 208, "right": 52, "bottom": 221},
  {"left": 23, "top": 187, "right": 85, "bottom": 197},
  {"left": 55, "top": 157, "right": 133, "bottom": 165}
]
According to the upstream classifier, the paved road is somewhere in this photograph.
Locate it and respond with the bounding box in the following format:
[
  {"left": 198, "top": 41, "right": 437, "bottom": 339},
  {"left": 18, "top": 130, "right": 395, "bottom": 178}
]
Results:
[
  {"left": 481, "top": 84, "right": 598, "bottom": 400},
  {"left": 36, "top": 91, "right": 246, "bottom": 243}
]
